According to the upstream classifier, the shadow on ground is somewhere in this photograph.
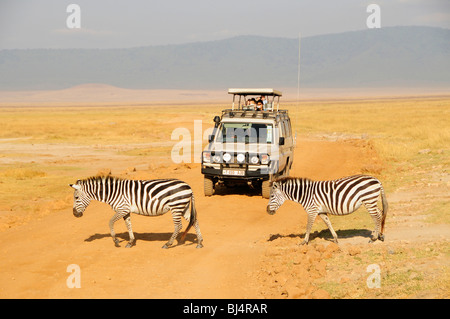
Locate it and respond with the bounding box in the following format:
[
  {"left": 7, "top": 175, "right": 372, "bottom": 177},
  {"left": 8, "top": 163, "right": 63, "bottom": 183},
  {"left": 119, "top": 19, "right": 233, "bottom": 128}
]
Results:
[
  {"left": 84, "top": 232, "right": 199, "bottom": 247},
  {"left": 267, "top": 228, "right": 373, "bottom": 243}
]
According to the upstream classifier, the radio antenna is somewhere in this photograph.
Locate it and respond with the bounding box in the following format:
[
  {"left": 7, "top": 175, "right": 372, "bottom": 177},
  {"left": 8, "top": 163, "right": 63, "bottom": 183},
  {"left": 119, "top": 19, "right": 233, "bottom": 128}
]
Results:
[{"left": 296, "top": 32, "right": 301, "bottom": 138}]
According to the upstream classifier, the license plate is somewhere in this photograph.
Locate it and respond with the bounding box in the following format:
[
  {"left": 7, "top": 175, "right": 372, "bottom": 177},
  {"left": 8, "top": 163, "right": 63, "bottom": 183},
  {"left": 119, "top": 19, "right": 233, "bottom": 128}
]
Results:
[{"left": 223, "top": 169, "right": 245, "bottom": 176}]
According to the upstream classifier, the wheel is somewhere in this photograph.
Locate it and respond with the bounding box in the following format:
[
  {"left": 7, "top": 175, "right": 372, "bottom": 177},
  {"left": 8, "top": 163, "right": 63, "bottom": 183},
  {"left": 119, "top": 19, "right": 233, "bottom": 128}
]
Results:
[
  {"left": 204, "top": 177, "right": 214, "bottom": 196},
  {"left": 262, "top": 180, "right": 271, "bottom": 199},
  {"left": 283, "top": 165, "right": 290, "bottom": 177},
  {"left": 283, "top": 158, "right": 291, "bottom": 177}
]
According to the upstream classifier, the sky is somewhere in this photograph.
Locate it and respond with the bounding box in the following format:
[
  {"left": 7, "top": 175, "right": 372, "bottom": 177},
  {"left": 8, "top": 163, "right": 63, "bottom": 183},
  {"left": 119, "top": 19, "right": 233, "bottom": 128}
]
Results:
[{"left": 0, "top": 0, "right": 449, "bottom": 49}]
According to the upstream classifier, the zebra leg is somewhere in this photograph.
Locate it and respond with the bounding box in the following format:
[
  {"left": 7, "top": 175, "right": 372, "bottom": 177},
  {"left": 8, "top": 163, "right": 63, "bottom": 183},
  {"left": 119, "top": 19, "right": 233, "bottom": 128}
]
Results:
[
  {"left": 123, "top": 213, "right": 135, "bottom": 248},
  {"left": 109, "top": 212, "right": 125, "bottom": 247},
  {"left": 162, "top": 212, "right": 183, "bottom": 249},
  {"left": 319, "top": 213, "right": 338, "bottom": 244},
  {"left": 194, "top": 219, "right": 204, "bottom": 248},
  {"left": 376, "top": 208, "right": 385, "bottom": 242},
  {"left": 365, "top": 203, "right": 383, "bottom": 243},
  {"left": 301, "top": 210, "right": 318, "bottom": 245}
]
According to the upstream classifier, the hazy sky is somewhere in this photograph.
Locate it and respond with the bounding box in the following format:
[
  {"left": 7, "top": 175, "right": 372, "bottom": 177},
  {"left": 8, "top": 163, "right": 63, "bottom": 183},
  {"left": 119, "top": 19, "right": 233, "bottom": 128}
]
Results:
[{"left": 1, "top": 0, "right": 449, "bottom": 49}]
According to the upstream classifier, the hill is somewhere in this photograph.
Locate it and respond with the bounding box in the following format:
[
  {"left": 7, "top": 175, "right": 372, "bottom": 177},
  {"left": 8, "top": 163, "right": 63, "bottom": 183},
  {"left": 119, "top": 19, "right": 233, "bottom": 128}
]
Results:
[{"left": 0, "top": 26, "right": 449, "bottom": 90}]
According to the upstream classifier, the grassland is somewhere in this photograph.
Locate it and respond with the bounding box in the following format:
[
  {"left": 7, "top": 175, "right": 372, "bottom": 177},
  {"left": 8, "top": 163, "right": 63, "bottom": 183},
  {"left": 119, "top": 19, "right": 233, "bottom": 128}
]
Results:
[
  {"left": 1, "top": 96, "right": 448, "bottom": 230},
  {"left": 285, "top": 97, "right": 449, "bottom": 178},
  {"left": 0, "top": 95, "right": 448, "bottom": 298},
  {"left": 0, "top": 104, "right": 217, "bottom": 145}
]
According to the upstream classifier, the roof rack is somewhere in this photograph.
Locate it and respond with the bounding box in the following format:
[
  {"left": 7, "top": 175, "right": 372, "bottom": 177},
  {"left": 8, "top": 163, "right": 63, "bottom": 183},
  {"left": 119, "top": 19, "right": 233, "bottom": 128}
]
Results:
[
  {"left": 221, "top": 109, "right": 289, "bottom": 121},
  {"left": 228, "top": 88, "right": 282, "bottom": 96},
  {"left": 228, "top": 88, "right": 282, "bottom": 111}
]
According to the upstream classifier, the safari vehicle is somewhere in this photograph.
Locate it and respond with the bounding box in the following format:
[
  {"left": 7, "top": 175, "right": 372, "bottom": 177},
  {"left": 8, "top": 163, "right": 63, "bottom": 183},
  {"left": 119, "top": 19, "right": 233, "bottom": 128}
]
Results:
[{"left": 201, "top": 88, "right": 294, "bottom": 198}]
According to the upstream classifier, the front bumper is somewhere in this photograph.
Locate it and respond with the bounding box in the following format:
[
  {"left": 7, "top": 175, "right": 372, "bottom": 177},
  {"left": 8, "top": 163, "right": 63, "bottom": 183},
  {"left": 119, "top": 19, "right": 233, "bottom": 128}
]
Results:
[{"left": 201, "top": 164, "right": 271, "bottom": 180}]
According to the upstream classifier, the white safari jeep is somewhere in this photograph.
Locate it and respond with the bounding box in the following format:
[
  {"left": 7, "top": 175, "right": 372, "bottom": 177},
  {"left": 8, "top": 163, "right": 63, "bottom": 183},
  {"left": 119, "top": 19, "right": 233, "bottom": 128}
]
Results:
[{"left": 201, "top": 88, "right": 294, "bottom": 198}]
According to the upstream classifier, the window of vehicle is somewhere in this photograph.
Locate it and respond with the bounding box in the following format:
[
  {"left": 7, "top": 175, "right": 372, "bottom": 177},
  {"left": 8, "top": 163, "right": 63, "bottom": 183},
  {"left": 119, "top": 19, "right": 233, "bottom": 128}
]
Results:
[
  {"left": 219, "top": 123, "right": 273, "bottom": 144},
  {"left": 285, "top": 119, "right": 292, "bottom": 137}
]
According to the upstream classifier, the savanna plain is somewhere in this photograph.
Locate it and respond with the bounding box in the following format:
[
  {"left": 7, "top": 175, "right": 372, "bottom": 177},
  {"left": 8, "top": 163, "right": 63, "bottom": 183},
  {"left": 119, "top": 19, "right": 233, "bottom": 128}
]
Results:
[{"left": 0, "top": 90, "right": 449, "bottom": 298}]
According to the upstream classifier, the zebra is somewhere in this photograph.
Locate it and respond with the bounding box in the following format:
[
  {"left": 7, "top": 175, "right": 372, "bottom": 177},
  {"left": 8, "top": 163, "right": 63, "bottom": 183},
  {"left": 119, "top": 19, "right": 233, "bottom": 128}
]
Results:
[
  {"left": 266, "top": 174, "right": 388, "bottom": 244},
  {"left": 69, "top": 175, "right": 203, "bottom": 249}
]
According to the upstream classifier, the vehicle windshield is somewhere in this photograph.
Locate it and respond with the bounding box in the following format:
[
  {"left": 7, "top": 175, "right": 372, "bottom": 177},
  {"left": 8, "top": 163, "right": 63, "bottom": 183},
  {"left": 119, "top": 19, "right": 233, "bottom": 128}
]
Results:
[{"left": 219, "top": 122, "right": 273, "bottom": 144}]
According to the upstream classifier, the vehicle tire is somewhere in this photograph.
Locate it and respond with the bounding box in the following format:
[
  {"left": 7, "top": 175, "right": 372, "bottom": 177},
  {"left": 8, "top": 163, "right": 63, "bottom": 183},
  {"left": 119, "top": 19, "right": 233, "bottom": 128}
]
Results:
[
  {"left": 283, "top": 158, "right": 291, "bottom": 177},
  {"left": 283, "top": 166, "right": 290, "bottom": 178},
  {"left": 262, "top": 180, "right": 271, "bottom": 199},
  {"left": 204, "top": 177, "right": 214, "bottom": 196}
]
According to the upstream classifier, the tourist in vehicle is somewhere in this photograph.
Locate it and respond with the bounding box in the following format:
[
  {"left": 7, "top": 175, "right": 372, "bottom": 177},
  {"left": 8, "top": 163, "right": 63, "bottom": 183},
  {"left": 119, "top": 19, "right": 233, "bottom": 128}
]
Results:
[
  {"left": 246, "top": 98, "right": 256, "bottom": 106},
  {"left": 260, "top": 95, "right": 267, "bottom": 105},
  {"left": 256, "top": 100, "right": 264, "bottom": 111},
  {"left": 245, "top": 98, "right": 257, "bottom": 110}
]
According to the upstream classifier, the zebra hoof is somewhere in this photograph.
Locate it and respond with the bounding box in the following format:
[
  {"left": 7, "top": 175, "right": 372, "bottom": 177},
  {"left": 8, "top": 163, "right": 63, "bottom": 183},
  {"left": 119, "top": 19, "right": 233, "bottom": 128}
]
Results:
[
  {"left": 378, "top": 234, "right": 385, "bottom": 242},
  {"left": 299, "top": 240, "right": 308, "bottom": 246},
  {"left": 113, "top": 239, "right": 120, "bottom": 247},
  {"left": 162, "top": 244, "right": 169, "bottom": 249},
  {"left": 196, "top": 243, "right": 203, "bottom": 249},
  {"left": 125, "top": 241, "right": 135, "bottom": 248}
]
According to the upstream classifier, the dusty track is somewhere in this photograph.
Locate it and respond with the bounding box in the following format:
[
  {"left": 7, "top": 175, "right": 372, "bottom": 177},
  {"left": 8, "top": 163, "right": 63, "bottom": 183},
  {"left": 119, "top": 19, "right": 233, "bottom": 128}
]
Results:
[{"left": 0, "top": 137, "right": 386, "bottom": 298}]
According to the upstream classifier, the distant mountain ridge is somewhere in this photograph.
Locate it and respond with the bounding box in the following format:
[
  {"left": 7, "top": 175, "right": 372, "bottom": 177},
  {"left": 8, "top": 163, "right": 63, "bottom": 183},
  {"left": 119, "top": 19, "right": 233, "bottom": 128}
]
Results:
[{"left": 0, "top": 26, "right": 449, "bottom": 90}]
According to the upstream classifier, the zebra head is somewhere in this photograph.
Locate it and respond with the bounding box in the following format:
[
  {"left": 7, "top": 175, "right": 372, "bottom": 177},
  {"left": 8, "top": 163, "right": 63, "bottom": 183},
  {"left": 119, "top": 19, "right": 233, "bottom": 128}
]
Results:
[
  {"left": 69, "top": 181, "right": 91, "bottom": 218},
  {"left": 266, "top": 181, "right": 286, "bottom": 215}
]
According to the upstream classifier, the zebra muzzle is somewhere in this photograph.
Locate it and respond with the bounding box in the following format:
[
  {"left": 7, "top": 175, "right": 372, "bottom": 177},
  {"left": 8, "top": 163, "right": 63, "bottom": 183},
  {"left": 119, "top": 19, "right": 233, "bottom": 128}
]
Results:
[
  {"left": 266, "top": 206, "right": 276, "bottom": 215},
  {"left": 73, "top": 208, "right": 83, "bottom": 218}
]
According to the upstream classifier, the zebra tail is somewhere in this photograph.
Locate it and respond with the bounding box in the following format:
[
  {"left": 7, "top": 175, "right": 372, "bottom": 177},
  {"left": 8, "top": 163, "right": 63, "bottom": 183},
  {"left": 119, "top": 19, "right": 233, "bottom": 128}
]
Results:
[
  {"left": 180, "top": 194, "right": 196, "bottom": 242},
  {"left": 381, "top": 186, "right": 388, "bottom": 234}
]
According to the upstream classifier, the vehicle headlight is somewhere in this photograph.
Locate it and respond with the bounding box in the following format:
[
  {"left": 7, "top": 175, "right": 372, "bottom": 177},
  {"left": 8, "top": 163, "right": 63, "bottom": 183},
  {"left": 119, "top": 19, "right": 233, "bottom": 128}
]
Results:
[
  {"left": 250, "top": 155, "right": 259, "bottom": 164},
  {"left": 223, "top": 153, "right": 232, "bottom": 163},
  {"left": 236, "top": 153, "right": 245, "bottom": 163},
  {"left": 202, "top": 152, "right": 211, "bottom": 163},
  {"left": 213, "top": 154, "right": 221, "bottom": 163},
  {"left": 260, "top": 154, "right": 270, "bottom": 165}
]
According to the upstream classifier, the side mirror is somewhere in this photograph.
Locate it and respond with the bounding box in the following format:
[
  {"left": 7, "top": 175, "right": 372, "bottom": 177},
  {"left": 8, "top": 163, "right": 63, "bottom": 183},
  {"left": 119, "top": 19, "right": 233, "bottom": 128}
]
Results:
[
  {"left": 279, "top": 137, "right": 285, "bottom": 145},
  {"left": 213, "top": 116, "right": 221, "bottom": 128}
]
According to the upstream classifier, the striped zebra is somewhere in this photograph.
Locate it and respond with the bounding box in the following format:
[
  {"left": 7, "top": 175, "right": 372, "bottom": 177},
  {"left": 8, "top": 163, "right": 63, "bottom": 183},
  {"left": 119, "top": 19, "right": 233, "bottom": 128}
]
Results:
[
  {"left": 266, "top": 175, "right": 388, "bottom": 244},
  {"left": 69, "top": 176, "right": 203, "bottom": 249}
]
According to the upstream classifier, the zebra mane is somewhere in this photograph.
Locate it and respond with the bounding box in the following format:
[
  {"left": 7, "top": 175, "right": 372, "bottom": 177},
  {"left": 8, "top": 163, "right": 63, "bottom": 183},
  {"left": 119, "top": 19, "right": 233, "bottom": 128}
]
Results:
[
  {"left": 79, "top": 175, "right": 172, "bottom": 184},
  {"left": 80, "top": 175, "right": 121, "bottom": 184},
  {"left": 274, "top": 176, "right": 312, "bottom": 184}
]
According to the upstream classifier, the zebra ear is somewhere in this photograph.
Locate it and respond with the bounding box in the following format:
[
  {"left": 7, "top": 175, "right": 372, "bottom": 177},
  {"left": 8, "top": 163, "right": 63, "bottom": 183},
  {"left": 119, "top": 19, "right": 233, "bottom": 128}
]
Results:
[{"left": 69, "top": 184, "right": 81, "bottom": 190}]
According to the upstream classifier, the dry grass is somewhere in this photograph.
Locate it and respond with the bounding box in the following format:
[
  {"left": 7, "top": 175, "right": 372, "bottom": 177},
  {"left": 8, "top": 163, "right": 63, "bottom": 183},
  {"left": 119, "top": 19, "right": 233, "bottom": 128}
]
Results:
[
  {"left": 0, "top": 104, "right": 221, "bottom": 145},
  {"left": 317, "top": 241, "right": 449, "bottom": 298},
  {"left": 284, "top": 97, "right": 450, "bottom": 191},
  {"left": 0, "top": 167, "right": 46, "bottom": 179},
  {"left": 0, "top": 96, "right": 448, "bottom": 218},
  {"left": 286, "top": 97, "right": 449, "bottom": 157},
  {"left": 1, "top": 97, "right": 448, "bottom": 161}
]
